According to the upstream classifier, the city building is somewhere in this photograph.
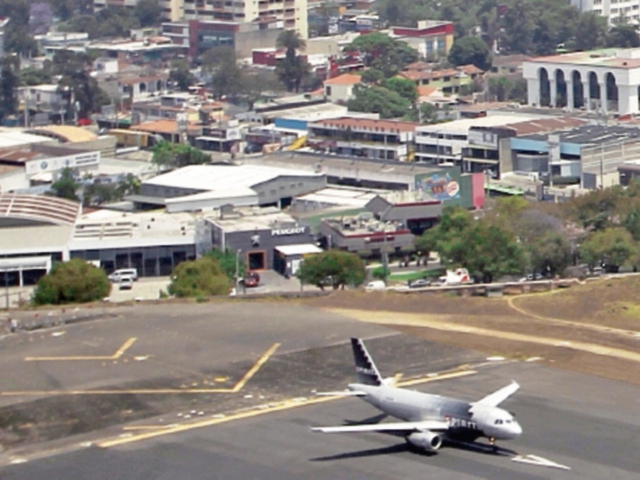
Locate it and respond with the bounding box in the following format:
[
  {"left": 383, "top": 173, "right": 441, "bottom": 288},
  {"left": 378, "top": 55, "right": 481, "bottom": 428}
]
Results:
[
  {"left": 206, "top": 206, "right": 317, "bottom": 271},
  {"left": 0, "top": 17, "right": 9, "bottom": 60},
  {"left": 510, "top": 124, "right": 640, "bottom": 189},
  {"left": 69, "top": 210, "right": 210, "bottom": 277},
  {"left": 131, "top": 164, "right": 326, "bottom": 212},
  {"left": 570, "top": 0, "right": 640, "bottom": 25},
  {"left": 307, "top": 117, "right": 418, "bottom": 161},
  {"left": 161, "top": 19, "right": 283, "bottom": 59},
  {"left": 388, "top": 20, "right": 454, "bottom": 59},
  {"left": 414, "top": 114, "right": 544, "bottom": 168},
  {"left": 0, "top": 193, "right": 80, "bottom": 287},
  {"left": 95, "top": 0, "right": 308, "bottom": 38},
  {"left": 323, "top": 73, "right": 362, "bottom": 103},
  {"left": 245, "top": 152, "right": 485, "bottom": 208},
  {"left": 463, "top": 116, "right": 587, "bottom": 177},
  {"left": 523, "top": 48, "right": 640, "bottom": 115},
  {"left": 399, "top": 63, "right": 484, "bottom": 95}
]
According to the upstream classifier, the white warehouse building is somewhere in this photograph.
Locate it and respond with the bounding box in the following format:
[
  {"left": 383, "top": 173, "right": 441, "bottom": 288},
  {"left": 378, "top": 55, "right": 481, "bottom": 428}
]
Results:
[{"left": 523, "top": 48, "right": 640, "bottom": 116}]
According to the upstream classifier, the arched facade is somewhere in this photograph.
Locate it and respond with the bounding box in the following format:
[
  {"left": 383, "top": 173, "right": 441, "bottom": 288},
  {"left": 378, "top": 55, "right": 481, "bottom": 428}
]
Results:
[{"left": 523, "top": 52, "right": 640, "bottom": 116}]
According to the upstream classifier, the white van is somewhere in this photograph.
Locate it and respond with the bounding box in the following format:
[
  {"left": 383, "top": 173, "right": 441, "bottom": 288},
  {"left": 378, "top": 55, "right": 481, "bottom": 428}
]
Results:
[
  {"left": 108, "top": 268, "right": 138, "bottom": 283},
  {"left": 365, "top": 280, "right": 386, "bottom": 291}
]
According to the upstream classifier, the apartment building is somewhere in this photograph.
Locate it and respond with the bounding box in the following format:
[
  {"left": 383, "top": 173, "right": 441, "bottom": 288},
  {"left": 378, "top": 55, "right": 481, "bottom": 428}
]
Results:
[
  {"left": 571, "top": 0, "right": 640, "bottom": 25},
  {"left": 94, "top": 0, "right": 308, "bottom": 38}
]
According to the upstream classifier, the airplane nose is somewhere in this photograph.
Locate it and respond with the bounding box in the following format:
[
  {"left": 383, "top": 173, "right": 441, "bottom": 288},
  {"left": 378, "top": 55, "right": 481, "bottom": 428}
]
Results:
[{"left": 512, "top": 422, "right": 523, "bottom": 437}]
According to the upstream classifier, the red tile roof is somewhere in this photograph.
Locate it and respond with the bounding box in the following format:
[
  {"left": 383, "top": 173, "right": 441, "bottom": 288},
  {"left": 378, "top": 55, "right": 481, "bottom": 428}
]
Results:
[{"left": 324, "top": 73, "right": 362, "bottom": 85}]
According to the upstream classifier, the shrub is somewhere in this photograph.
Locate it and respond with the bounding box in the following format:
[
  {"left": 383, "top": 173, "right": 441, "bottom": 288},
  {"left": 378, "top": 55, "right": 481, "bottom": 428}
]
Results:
[
  {"left": 33, "top": 259, "right": 111, "bottom": 305},
  {"left": 168, "top": 257, "right": 231, "bottom": 298}
]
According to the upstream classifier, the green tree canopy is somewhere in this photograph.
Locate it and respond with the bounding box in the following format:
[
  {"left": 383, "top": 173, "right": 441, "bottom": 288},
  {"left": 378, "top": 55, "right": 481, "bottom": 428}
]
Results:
[
  {"left": 169, "top": 59, "right": 197, "bottom": 91},
  {"left": 33, "top": 259, "right": 111, "bottom": 305},
  {"left": 345, "top": 33, "right": 418, "bottom": 78},
  {"left": 0, "top": 55, "right": 20, "bottom": 120},
  {"left": 275, "top": 30, "right": 310, "bottom": 92},
  {"left": 203, "top": 248, "right": 245, "bottom": 281},
  {"left": 579, "top": 228, "right": 636, "bottom": 272},
  {"left": 134, "top": 0, "right": 163, "bottom": 27},
  {"left": 48, "top": 167, "right": 80, "bottom": 201},
  {"left": 382, "top": 77, "right": 417, "bottom": 104},
  {"left": 152, "top": 141, "right": 211, "bottom": 170},
  {"left": 606, "top": 23, "right": 640, "bottom": 48},
  {"left": 297, "top": 250, "right": 366, "bottom": 290},
  {"left": 347, "top": 85, "right": 410, "bottom": 118},
  {"left": 168, "top": 257, "right": 231, "bottom": 298},
  {"left": 448, "top": 36, "right": 492, "bottom": 71}
]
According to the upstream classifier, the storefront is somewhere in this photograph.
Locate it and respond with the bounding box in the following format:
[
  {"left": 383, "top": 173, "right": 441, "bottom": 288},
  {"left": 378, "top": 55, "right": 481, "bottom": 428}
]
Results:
[
  {"left": 274, "top": 244, "right": 322, "bottom": 277},
  {"left": 207, "top": 211, "right": 318, "bottom": 273}
]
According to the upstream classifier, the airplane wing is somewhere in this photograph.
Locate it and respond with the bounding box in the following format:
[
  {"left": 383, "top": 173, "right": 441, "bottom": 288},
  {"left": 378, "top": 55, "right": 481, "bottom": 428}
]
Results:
[
  {"left": 474, "top": 381, "right": 520, "bottom": 407},
  {"left": 311, "top": 420, "right": 450, "bottom": 434},
  {"left": 315, "top": 391, "right": 367, "bottom": 397}
]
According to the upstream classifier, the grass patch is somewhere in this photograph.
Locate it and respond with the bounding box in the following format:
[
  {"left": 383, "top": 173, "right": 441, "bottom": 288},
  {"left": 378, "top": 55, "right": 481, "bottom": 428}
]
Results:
[{"left": 604, "top": 301, "right": 640, "bottom": 320}]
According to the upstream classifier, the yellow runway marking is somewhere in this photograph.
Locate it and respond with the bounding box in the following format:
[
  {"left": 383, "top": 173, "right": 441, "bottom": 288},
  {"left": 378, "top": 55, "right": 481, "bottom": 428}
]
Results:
[
  {"left": 97, "top": 369, "right": 476, "bottom": 448},
  {"left": 5, "top": 343, "right": 280, "bottom": 397},
  {"left": 122, "top": 426, "right": 173, "bottom": 431},
  {"left": 24, "top": 338, "right": 137, "bottom": 362}
]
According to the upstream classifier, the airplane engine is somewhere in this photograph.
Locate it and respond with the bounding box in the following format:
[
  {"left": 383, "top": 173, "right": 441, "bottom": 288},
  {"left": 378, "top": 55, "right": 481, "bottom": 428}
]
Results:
[{"left": 406, "top": 431, "right": 442, "bottom": 452}]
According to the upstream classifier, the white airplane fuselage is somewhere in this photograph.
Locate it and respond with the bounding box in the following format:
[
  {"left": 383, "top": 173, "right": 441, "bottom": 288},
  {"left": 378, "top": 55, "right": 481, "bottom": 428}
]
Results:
[{"left": 349, "top": 383, "right": 522, "bottom": 442}]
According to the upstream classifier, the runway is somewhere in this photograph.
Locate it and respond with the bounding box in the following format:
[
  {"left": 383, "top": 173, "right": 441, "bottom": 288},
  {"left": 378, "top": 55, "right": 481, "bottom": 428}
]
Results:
[{"left": 2, "top": 357, "right": 639, "bottom": 479}]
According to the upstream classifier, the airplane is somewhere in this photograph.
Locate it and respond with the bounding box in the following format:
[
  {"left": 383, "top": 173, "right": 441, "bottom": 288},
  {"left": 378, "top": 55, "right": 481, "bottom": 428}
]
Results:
[{"left": 311, "top": 337, "right": 522, "bottom": 453}]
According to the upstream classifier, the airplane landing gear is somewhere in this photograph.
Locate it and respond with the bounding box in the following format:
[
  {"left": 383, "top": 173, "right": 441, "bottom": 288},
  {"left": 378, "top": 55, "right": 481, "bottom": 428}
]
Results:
[{"left": 488, "top": 437, "right": 498, "bottom": 453}]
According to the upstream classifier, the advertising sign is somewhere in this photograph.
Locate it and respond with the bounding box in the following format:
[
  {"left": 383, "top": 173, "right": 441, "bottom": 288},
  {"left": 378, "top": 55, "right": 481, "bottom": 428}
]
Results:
[{"left": 416, "top": 172, "right": 460, "bottom": 201}]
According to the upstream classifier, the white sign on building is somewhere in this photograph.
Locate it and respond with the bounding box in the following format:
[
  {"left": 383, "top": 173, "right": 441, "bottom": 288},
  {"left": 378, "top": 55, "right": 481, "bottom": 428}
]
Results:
[{"left": 26, "top": 151, "right": 101, "bottom": 176}]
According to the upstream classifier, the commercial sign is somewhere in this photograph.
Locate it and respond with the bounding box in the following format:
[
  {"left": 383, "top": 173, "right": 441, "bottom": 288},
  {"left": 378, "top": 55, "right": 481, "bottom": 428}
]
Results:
[
  {"left": 416, "top": 172, "right": 460, "bottom": 201},
  {"left": 26, "top": 151, "right": 101, "bottom": 176},
  {"left": 271, "top": 227, "right": 306, "bottom": 236}
]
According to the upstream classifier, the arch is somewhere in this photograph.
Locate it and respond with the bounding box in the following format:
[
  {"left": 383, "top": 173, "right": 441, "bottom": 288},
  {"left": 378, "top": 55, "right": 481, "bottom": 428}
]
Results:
[
  {"left": 572, "top": 70, "right": 584, "bottom": 109},
  {"left": 157, "top": 80, "right": 163, "bottom": 91},
  {"left": 588, "top": 71, "right": 600, "bottom": 109},
  {"left": 539, "top": 67, "right": 550, "bottom": 107},
  {"left": 139, "top": 82, "right": 147, "bottom": 94},
  {"left": 606, "top": 72, "right": 618, "bottom": 112},
  {"left": 555, "top": 69, "right": 567, "bottom": 108}
]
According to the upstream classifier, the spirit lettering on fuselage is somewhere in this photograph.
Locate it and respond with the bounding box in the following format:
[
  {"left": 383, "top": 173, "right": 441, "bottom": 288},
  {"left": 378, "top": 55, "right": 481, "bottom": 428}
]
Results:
[{"left": 446, "top": 416, "right": 478, "bottom": 430}]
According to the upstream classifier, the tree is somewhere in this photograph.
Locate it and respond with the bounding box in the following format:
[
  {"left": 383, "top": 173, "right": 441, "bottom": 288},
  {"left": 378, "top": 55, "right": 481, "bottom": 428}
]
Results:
[
  {"left": 579, "top": 228, "right": 636, "bottom": 272},
  {"left": 204, "top": 248, "right": 245, "bottom": 281},
  {"left": 20, "top": 65, "right": 53, "bottom": 86},
  {"left": 572, "top": 12, "right": 608, "bottom": 51},
  {"left": 152, "top": 141, "right": 211, "bottom": 170},
  {"left": 361, "top": 68, "right": 385, "bottom": 85},
  {"left": 201, "top": 47, "right": 243, "bottom": 100},
  {"left": 168, "top": 257, "right": 231, "bottom": 298},
  {"left": 347, "top": 85, "right": 410, "bottom": 118},
  {"left": 134, "top": 0, "right": 163, "bottom": 27},
  {"left": 382, "top": 77, "right": 417, "bottom": 104},
  {"left": 48, "top": 168, "right": 80, "bottom": 201},
  {"left": 417, "top": 206, "right": 525, "bottom": 282},
  {"left": 239, "top": 70, "right": 282, "bottom": 110},
  {"left": 0, "top": 55, "right": 20, "bottom": 120},
  {"left": 345, "top": 33, "right": 418, "bottom": 78},
  {"left": 297, "top": 250, "right": 366, "bottom": 290},
  {"left": 448, "top": 36, "right": 492, "bottom": 71},
  {"left": 169, "top": 59, "right": 197, "bottom": 91},
  {"left": 33, "top": 259, "right": 111, "bottom": 305},
  {"left": 274, "top": 30, "right": 310, "bottom": 92},
  {"left": 607, "top": 23, "right": 640, "bottom": 48}
]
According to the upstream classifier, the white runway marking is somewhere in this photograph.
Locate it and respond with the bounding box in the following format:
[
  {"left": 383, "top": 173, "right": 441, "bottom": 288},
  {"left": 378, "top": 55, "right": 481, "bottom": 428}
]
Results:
[{"left": 512, "top": 454, "right": 571, "bottom": 470}]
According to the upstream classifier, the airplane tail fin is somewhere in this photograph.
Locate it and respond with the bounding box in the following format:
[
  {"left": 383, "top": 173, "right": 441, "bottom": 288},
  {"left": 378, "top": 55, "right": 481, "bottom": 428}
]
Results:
[{"left": 351, "top": 338, "right": 383, "bottom": 386}]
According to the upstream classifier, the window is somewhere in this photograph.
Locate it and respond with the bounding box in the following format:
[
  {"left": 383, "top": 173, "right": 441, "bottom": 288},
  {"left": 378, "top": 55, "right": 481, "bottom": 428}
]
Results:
[{"left": 325, "top": 86, "right": 332, "bottom": 96}]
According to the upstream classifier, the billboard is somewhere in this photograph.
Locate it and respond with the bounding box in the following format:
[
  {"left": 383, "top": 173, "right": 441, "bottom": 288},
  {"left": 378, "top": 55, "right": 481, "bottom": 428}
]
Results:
[
  {"left": 415, "top": 171, "right": 460, "bottom": 201},
  {"left": 26, "top": 151, "right": 101, "bottom": 176}
]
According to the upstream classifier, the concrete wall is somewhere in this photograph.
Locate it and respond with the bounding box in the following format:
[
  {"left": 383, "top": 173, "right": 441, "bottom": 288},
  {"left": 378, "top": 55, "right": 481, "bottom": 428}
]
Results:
[
  {"left": 253, "top": 175, "right": 327, "bottom": 206},
  {"left": 235, "top": 28, "right": 283, "bottom": 58}
]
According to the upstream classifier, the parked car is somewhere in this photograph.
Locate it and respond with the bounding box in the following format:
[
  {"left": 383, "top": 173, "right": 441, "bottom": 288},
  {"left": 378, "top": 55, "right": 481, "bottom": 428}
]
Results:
[
  {"left": 242, "top": 271, "right": 260, "bottom": 288},
  {"left": 518, "top": 273, "right": 544, "bottom": 282},
  {"left": 408, "top": 278, "right": 431, "bottom": 288},
  {"left": 108, "top": 268, "right": 138, "bottom": 283},
  {"left": 119, "top": 277, "right": 133, "bottom": 290},
  {"left": 365, "top": 280, "right": 386, "bottom": 291}
]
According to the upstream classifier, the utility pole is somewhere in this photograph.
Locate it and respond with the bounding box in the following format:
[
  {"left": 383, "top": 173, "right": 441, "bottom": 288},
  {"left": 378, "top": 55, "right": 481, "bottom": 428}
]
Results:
[{"left": 235, "top": 248, "right": 242, "bottom": 295}]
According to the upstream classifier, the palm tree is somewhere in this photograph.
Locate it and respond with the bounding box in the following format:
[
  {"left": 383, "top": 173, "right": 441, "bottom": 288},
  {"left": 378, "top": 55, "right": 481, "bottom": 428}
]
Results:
[{"left": 276, "top": 30, "right": 306, "bottom": 59}]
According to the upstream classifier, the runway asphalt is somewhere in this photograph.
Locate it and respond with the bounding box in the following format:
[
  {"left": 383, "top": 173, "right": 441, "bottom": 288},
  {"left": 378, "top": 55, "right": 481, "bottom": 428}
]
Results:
[{"left": 2, "top": 352, "right": 639, "bottom": 479}]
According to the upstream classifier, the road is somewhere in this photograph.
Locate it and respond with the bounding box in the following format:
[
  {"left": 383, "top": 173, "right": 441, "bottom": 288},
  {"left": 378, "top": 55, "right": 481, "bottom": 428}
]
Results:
[{"left": 1, "top": 359, "right": 639, "bottom": 479}]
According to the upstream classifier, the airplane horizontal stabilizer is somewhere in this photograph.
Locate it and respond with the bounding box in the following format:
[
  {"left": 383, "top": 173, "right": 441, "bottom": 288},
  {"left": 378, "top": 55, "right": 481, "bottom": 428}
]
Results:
[
  {"left": 311, "top": 420, "right": 450, "bottom": 434},
  {"left": 315, "top": 390, "right": 367, "bottom": 397},
  {"left": 474, "top": 381, "right": 520, "bottom": 407}
]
